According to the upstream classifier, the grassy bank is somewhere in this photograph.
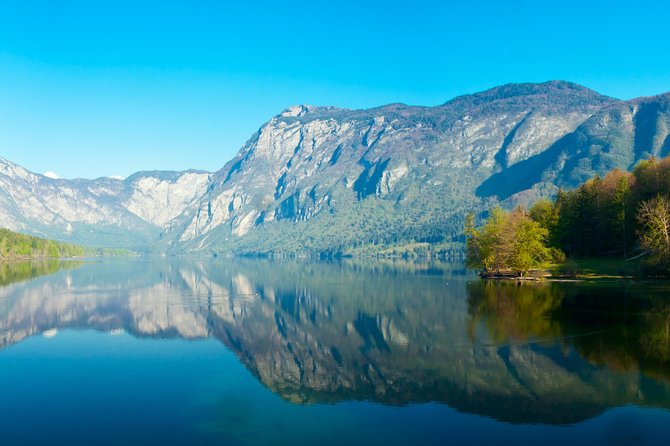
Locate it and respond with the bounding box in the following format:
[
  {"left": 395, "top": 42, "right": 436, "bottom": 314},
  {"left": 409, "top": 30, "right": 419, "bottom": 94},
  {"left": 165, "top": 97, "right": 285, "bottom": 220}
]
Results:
[
  {"left": 551, "top": 256, "right": 644, "bottom": 279},
  {"left": 477, "top": 257, "right": 647, "bottom": 281}
]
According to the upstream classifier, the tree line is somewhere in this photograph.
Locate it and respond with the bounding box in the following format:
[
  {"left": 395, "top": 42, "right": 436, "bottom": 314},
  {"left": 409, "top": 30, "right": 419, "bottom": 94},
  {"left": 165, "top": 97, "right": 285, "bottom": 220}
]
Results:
[
  {"left": 466, "top": 156, "right": 670, "bottom": 276},
  {"left": 0, "top": 228, "right": 85, "bottom": 259}
]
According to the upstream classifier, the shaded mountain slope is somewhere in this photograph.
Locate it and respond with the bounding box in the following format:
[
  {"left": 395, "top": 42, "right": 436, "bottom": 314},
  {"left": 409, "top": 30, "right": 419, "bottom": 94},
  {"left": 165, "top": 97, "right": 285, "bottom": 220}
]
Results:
[{"left": 478, "top": 93, "right": 670, "bottom": 201}]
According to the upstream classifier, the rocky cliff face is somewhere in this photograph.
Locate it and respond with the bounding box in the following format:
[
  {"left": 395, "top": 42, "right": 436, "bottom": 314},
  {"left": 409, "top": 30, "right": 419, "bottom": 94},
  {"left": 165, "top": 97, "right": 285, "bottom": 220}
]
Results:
[
  {"left": 1, "top": 81, "right": 669, "bottom": 253},
  {"left": 167, "top": 81, "right": 617, "bottom": 254}
]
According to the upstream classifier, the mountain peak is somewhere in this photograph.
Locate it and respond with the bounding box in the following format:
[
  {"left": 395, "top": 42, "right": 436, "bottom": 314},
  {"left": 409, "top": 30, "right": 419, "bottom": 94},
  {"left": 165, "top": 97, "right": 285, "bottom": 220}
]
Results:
[
  {"left": 483, "top": 80, "right": 608, "bottom": 98},
  {"left": 276, "top": 104, "right": 348, "bottom": 121},
  {"left": 444, "top": 80, "right": 616, "bottom": 109},
  {"left": 280, "top": 105, "right": 315, "bottom": 117}
]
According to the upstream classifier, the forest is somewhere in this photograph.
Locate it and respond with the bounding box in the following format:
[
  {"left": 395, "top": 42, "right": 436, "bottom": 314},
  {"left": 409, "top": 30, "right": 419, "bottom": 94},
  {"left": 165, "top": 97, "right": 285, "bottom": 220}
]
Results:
[
  {"left": 0, "top": 228, "right": 85, "bottom": 259},
  {"left": 466, "top": 156, "right": 670, "bottom": 277}
]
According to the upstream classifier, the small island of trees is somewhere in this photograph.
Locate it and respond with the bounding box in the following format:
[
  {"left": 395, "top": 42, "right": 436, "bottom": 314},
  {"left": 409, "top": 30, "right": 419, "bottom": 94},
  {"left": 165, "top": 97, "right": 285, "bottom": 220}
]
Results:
[{"left": 466, "top": 156, "right": 670, "bottom": 278}]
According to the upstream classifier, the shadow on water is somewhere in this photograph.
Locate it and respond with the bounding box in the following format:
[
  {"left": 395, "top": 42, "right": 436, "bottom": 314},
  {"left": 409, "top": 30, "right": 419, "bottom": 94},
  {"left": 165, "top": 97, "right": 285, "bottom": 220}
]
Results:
[{"left": 2, "top": 257, "right": 670, "bottom": 425}]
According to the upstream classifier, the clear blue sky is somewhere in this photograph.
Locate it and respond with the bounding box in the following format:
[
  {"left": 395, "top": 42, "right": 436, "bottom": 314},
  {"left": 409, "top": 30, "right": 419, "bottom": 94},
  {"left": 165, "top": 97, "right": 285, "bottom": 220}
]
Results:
[{"left": 1, "top": 0, "right": 669, "bottom": 179}]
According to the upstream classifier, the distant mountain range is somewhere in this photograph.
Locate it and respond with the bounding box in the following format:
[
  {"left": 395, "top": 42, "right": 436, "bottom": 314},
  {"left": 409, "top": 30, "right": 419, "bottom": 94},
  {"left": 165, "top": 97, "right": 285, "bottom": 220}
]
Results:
[{"left": 1, "top": 81, "right": 669, "bottom": 254}]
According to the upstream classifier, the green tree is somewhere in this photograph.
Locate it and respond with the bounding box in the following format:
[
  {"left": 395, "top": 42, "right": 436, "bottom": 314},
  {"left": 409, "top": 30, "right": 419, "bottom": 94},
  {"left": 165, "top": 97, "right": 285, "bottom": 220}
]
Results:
[
  {"left": 613, "top": 174, "right": 632, "bottom": 257},
  {"left": 529, "top": 199, "right": 558, "bottom": 238},
  {"left": 464, "top": 212, "right": 480, "bottom": 269},
  {"left": 509, "top": 208, "right": 551, "bottom": 277},
  {"left": 465, "top": 207, "right": 554, "bottom": 277}
]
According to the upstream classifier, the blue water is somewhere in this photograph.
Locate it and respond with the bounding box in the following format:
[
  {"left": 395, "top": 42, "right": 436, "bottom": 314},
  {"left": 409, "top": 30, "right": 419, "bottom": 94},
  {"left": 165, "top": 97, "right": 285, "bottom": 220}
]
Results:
[{"left": 0, "top": 259, "right": 669, "bottom": 445}]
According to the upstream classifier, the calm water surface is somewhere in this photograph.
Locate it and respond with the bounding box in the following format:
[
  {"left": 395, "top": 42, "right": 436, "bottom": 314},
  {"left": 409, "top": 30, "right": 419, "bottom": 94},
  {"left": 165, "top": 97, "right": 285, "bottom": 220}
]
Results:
[{"left": 1, "top": 259, "right": 670, "bottom": 445}]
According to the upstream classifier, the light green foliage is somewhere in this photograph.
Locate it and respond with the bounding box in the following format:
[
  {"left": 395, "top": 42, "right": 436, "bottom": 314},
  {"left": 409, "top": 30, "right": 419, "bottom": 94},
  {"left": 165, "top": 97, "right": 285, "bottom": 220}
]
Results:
[
  {"left": 529, "top": 199, "right": 558, "bottom": 234},
  {"left": 511, "top": 210, "right": 552, "bottom": 273},
  {"left": 0, "top": 228, "right": 85, "bottom": 259},
  {"left": 465, "top": 206, "right": 553, "bottom": 276},
  {"left": 472, "top": 154, "right": 670, "bottom": 276}
]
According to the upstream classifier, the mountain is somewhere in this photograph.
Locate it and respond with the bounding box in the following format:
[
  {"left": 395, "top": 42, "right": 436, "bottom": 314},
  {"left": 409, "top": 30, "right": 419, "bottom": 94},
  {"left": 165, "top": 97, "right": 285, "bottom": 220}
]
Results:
[
  {"left": 1, "top": 81, "right": 669, "bottom": 254},
  {"left": 478, "top": 92, "right": 670, "bottom": 201},
  {"left": 167, "top": 81, "right": 615, "bottom": 254},
  {"left": 0, "top": 158, "right": 211, "bottom": 249}
]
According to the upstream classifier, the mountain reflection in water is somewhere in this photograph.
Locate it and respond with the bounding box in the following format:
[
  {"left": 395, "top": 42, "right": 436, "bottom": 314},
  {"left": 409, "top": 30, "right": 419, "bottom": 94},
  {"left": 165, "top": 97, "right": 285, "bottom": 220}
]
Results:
[{"left": 1, "top": 258, "right": 670, "bottom": 425}]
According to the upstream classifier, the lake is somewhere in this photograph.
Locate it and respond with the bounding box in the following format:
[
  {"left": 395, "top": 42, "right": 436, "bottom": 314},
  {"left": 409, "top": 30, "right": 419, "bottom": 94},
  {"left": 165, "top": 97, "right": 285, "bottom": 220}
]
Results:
[{"left": 1, "top": 258, "right": 670, "bottom": 445}]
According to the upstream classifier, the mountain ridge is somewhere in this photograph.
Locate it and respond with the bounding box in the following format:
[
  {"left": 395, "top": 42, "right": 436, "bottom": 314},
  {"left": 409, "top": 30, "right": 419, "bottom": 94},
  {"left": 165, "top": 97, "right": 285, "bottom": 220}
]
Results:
[{"left": 0, "top": 81, "right": 668, "bottom": 255}]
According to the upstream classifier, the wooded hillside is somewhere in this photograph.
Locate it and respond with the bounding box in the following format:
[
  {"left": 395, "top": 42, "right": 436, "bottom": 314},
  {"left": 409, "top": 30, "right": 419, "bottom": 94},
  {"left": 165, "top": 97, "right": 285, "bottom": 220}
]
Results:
[
  {"left": 466, "top": 156, "right": 670, "bottom": 276},
  {"left": 0, "top": 228, "right": 85, "bottom": 259}
]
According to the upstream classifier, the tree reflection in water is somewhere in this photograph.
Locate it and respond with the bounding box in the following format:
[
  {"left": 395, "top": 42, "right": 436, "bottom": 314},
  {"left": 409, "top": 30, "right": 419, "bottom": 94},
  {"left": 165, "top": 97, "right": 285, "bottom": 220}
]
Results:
[{"left": 466, "top": 279, "right": 670, "bottom": 380}]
